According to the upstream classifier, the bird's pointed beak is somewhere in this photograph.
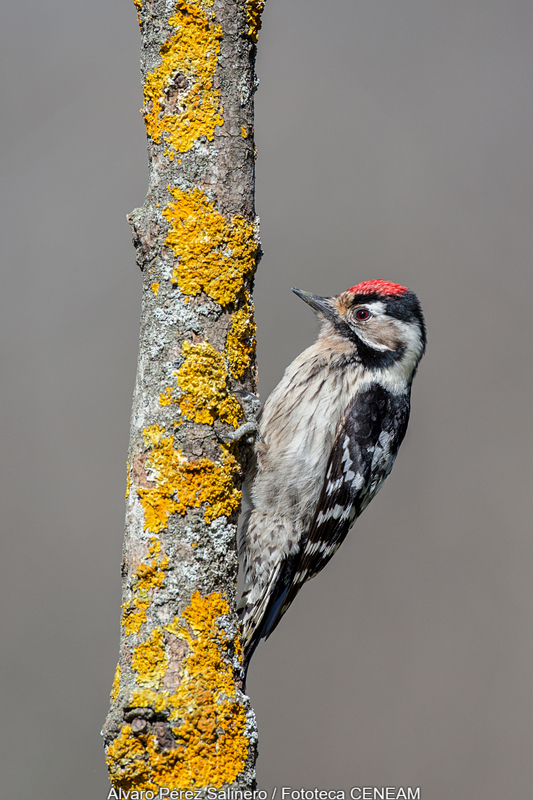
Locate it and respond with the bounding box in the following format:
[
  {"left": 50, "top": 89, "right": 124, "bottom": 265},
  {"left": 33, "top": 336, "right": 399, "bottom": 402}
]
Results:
[{"left": 291, "top": 288, "right": 336, "bottom": 321}]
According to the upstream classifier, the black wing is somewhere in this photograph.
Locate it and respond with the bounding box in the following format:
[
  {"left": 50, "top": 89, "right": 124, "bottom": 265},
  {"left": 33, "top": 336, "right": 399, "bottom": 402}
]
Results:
[{"left": 272, "top": 383, "right": 411, "bottom": 633}]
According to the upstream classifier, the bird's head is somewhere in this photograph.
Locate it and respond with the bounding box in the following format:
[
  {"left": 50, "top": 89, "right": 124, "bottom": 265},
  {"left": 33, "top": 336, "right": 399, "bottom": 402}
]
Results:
[{"left": 292, "top": 279, "right": 426, "bottom": 382}]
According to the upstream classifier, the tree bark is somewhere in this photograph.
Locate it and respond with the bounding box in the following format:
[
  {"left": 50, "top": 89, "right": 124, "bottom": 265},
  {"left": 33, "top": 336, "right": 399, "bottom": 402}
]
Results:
[{"left": 103, "top": 0, "right": 265, "bottom": 790}]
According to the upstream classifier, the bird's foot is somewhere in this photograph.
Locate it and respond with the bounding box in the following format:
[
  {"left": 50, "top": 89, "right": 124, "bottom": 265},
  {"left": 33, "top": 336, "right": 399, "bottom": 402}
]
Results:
[{"left": 219, "top": 420, "right": 259, "bottom": 443}]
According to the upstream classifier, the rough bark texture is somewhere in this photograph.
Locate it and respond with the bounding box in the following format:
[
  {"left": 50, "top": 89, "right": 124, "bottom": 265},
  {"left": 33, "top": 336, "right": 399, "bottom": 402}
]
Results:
[{"left": 103, "top": 0, "right": 265, "bottom": 791}]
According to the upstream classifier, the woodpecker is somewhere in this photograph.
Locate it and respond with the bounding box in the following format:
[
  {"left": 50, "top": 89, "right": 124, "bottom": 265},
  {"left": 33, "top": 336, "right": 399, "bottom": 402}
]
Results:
[{"left": 238, "top": 279, "right": 426, "bottom": 680}]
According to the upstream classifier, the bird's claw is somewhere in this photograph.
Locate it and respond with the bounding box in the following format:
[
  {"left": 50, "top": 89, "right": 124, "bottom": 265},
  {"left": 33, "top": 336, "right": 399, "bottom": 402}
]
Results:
[{"left": 219, "top": 420, "right": 259, "bottom": 443}]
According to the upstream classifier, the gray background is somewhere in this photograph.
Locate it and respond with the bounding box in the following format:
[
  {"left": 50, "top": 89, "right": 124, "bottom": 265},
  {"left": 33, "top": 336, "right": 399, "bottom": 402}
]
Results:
[{"left": 1, "top": 0, "right": 532, "bottom": 797}]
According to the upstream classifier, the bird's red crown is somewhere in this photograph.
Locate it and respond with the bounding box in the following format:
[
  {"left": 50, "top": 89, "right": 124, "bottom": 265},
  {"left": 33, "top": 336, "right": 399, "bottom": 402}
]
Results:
[{"left": 347, "top": 279, "right": 409, "bottom": 297}]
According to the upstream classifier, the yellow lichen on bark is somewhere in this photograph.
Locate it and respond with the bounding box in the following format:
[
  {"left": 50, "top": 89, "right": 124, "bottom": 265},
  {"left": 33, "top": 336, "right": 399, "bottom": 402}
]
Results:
[
  {"left": 121, "top": 539, "right": 169, "bottom": 634},
  {"left": 107, "top": 592, "right": 248, "bottom": 791},
  {"left": 137, "top": 425, "right": 242, "bottom": 531},
  {"left": 143, "top": 425, "right": 166, "bottom": 447},
  {"left": 177, "top": 340, "right": 242, "bottom": 426},
  {"left": 133, "top": 0, "right": 142, "bottom": 26},
  {"left": 132, "top": 629, "right": 169, "bottom": 687},
  {"left": 107, "top": 724, "right": 152, "bottom": 791},
  {"left": 110, "top": 664, "right": 121, "bottom": 703},
  {"left": 133, "top": 537, "right": 170, "bottom": 592},
  {"left": 163, "top": 187, "right": 257, "bottom": 305},
  {"left": 245, "top": 0, "right": 266, "bottom": 43},
  {"left": 159, "top": 386, "right": 174, "bottom": 407},
  {"left": 122, "top": 598, "right": 151, "bottom": 635},
  {"left": 142, "top": 0, "right": 223, "bottom": 155},
  {"left": 226, "top": 299, "right": 257, "bottom": 379}
]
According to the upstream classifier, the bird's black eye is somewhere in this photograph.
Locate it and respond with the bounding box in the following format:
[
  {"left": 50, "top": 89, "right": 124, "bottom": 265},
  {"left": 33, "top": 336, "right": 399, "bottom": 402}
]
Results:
[{"left": 355, "top": 308, "right": 371, "bottom": 321}]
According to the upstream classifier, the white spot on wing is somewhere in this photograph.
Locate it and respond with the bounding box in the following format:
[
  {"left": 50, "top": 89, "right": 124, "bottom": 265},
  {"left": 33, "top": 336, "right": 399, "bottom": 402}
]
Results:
[{"left": 326, "top": 477, "right": 344, "bottom": 494}]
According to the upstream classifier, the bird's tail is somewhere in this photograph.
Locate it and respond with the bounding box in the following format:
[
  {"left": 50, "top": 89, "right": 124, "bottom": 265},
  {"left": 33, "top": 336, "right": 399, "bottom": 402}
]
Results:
[{"left": 238, "top": 562, "right": 292, "bottom": 686}]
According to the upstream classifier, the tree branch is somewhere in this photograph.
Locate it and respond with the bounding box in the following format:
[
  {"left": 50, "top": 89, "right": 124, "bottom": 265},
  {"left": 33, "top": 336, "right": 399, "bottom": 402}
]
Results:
[{"left": 103, "top": 0, "right": 265, "bottom": 790}]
